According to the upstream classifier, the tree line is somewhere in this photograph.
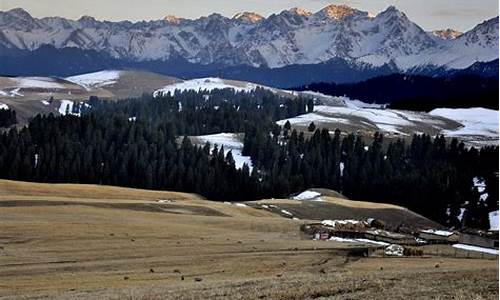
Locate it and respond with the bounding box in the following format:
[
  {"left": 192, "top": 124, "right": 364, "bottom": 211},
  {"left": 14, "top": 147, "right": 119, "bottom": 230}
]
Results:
[
  {"left": 296, "top": 74, "right": 499, "bottom": 111},
  {"left": 0, "top": 88, "right": 497, "bottom": 229},
  {"left": 243, "top": 126, "right": 498, "bottom": 228}
]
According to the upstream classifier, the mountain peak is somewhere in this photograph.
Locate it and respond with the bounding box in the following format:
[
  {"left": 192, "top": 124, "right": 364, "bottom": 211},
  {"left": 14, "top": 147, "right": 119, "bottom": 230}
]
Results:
[
  {"left": 379, "top": 5, "right": 405, "bottom": 17},
  {"left": 232, "top": 12, "right": 264, "bottom": 23},
  {"left": 288, "top": 7, "right": 312, "bottom": 17},
  {"left": 164, "top": 15, "right": 182, "bottom": 23},
  {"left": 7, "top": 7, "right": 33, "bottom": 19},
  {"left": 432, "top": 29, "right": 462, "bottom": 40},
  {"left": 78, "top": 15, "right": 100, "bottom": 26},
  {"left": 316, "top": 4, "right": 366, "bottom": 20}
]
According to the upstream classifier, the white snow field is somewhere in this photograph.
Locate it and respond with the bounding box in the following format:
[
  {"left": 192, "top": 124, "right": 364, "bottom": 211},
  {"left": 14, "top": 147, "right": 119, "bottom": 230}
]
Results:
[
  {"left": 292, "top": 190, "right": 322, "bottom": 201},
  {"left": 12, "top": 77, "right": 64, "bottom": 89},
  {"left": 277, "top": 105, "right": 444, "bottom": 135},
  {"left": 429, "top": 108, "right": 499, "bottom": 137},
  {"left": 0, "top": 102, "right": 9, "bottom": 110},
  {"left": 276, "top": 104, "right": 499, "bottom": 145},
  {"left": 452, "top": 244, "right": 499, "bottom": 255},
  {"left": 420, "top": 229, "right": 455, "bottom": 237},
  {"left": 66, "top": 70, "right": 122, "bottom": 90},
  {"left": 194, "top": 133, "right": 253, "bottom": 171}
]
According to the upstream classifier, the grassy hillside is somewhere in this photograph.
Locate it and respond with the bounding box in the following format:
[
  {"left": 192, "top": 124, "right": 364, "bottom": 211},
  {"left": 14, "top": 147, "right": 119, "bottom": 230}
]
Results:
[
  {"left": 0, "top": 180, "right": 497, "bottom": 299},
  {"left": 250, "top": 196, "right": 442, "bottom": 230},
  {"left": 0, "top": 70, "right": 180, "bottom": 124}
]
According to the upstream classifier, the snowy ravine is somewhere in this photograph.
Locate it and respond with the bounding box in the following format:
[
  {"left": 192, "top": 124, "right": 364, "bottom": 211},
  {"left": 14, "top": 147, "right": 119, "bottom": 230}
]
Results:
[{"left": 193, "top": 133, "right": 253, "bottom": 171}]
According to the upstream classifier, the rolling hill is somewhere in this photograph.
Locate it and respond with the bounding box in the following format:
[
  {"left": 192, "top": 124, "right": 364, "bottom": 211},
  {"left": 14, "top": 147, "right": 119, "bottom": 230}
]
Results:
[{"left": 0, "top": 70, "right": 180, "bottom": 122}]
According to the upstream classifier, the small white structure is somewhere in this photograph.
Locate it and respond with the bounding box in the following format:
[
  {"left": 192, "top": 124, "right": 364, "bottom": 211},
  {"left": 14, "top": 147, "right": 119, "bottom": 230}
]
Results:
[{"left": 385, "top": 244, "right": 404, "bottom": 256}]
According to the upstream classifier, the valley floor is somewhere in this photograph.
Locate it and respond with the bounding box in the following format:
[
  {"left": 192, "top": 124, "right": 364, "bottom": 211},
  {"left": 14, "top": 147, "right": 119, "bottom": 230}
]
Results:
[{"left": 0, "top": 180, "right": 497, "bottom": 299}]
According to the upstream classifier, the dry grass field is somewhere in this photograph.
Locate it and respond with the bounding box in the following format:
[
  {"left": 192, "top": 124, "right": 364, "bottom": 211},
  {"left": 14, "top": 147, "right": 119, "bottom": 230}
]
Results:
[{"left": 0, "top": 180, "right": 497, "bottom": 299}]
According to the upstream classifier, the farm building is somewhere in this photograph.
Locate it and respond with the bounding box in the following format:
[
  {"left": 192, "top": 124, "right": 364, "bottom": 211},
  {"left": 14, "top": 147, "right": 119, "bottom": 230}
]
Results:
[{"left": 301, "top": 221, "right": 420, "bottom": 246}]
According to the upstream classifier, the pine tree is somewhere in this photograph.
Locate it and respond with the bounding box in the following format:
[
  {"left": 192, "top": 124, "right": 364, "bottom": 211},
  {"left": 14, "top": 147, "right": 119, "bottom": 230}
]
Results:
[{"left": 308, "top": 122, "right": 316, "bottom": 132}]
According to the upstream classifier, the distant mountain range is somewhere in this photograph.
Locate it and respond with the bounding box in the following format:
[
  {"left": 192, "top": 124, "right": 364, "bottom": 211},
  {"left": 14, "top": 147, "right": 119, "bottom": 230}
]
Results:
[{"left": 0, "top": 5, "right": 498, "bottom": 86}]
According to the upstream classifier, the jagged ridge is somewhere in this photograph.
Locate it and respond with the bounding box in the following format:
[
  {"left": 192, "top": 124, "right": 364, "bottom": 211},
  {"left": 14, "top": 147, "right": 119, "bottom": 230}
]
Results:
[{"left": 0, "top": 5, "right": 497, "bottom": 71}]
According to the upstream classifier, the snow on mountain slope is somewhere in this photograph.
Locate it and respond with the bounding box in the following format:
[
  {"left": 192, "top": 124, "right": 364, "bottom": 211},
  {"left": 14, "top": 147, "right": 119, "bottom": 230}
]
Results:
[
  {"left": 0, "top": 6, "right": 497, "bottom": 71},
  {"left": 429, "top": 108, "right": 499, "bottom": 137},
  {"left": 277, "top": 104, "right": 498, "bottom": 145},
  {"left": 66, "top": 70, "right": 122, "bottom": 90},
  {"left": 153, "top": 78, "right": 265, "bottom": 96},
  {"left": 192, "top": 133, "right": 253, "bottom": 170}
]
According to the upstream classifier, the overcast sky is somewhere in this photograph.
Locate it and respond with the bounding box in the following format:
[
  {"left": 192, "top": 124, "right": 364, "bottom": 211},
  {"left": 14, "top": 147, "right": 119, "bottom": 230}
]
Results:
[{"left": 1, "top": 0, "right": 498, "bottom": 31}]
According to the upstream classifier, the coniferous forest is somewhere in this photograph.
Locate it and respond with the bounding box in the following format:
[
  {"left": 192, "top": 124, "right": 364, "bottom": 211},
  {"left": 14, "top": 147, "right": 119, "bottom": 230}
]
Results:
[{"left": 0, "top": 89, "right": 497, "bottom": 229}]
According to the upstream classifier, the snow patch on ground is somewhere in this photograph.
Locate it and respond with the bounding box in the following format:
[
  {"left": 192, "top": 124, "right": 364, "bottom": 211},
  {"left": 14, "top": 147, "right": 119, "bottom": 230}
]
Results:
[
  {"left": 328, "top": 236, "right": 389, "bottom": 246},
  {"left": 420, "top": 229, "right": 454, "bottom": 237},
  {"left": 276, "top": 112, "right": 351, "bottom": 126},
  {"left": 343, "top": 98, "right": 386, "bottom": 109},
  {"left": 458, "top": 208, "right": 466, "bottom": 222},
  {"left": 429, "top": 108, "right": 499, "bottom": 138},
  {"left": 41, "top": 100, "right": 50, "bottom": 106},
  {"left": 321, "top": 220, "right": 365, "bottom": 228},
  {"left": 292, "top": 190, "right": 321, "bottom": 201},
  {"left": 0, "top": 103, "right": 8, "bottom": 110},
  {"left": 194, "top": 133, "right": 253, "bottom": 171},
  {"left": 277, "top": 105, "right": 418, "bottom": 135},
  {"left": 276, "top": 104, "right": 498, "bottom": 140},
  {"left": 452, "top": 244, "right": 498, "bottom": 255},
  {"left": 13, "top": 77, "right": 64, "bottom": 89},
  {"left": 66, "top": 70, "right": 122, "bottom": 90},
  {"left": 489, "top": 210, "right": 499, "bottom": 231},
  {"left": 10, "top": 88, "right": 23, "bottom": 97},
  {"left": 58, "top": 100, "right": 83, "bottom": 116},
  {"left": 58, "top": 100, "right": 75, "bottom": 116}
]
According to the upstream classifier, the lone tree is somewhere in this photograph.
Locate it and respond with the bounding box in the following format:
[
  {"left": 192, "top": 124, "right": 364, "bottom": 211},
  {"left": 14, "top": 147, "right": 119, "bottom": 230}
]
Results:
[
  {"left": 284, "top": 120, "right": 291, "bottom": 131},
  {"left": 308, "top": 122, "right": 316, "bottom": 132}
]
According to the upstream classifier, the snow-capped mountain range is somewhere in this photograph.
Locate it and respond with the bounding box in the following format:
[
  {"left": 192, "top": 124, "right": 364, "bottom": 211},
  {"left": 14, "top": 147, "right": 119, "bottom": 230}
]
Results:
[{"left": 0, "top": 5, "right": 497, "bottom": 72}]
